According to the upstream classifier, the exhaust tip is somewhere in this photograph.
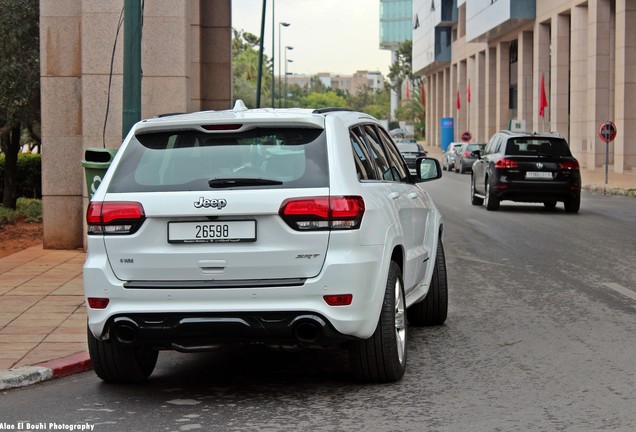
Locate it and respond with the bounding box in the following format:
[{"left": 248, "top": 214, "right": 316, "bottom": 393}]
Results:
[{"left": 111, "top": 318, "right": 139, "bottom": 344}]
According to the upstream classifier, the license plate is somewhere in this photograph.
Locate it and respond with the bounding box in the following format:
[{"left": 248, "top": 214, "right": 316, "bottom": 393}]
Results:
[
  {"left": 525, "top": 171, "right": 553, "bottom": 179},
  {"left": 168, "top": 221, "right": 256, "bottom": 243}
]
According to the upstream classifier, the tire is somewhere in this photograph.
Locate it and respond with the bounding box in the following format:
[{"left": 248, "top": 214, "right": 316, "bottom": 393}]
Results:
[
  {"left": 484, "top": 179, "right": 500, "bottom": 211},
  {"left": 543, "top": 200, "right": 557, "bottom": 209},
  {"left": 407, "top": 241, "right": 448, "bottom": 326},
  {"left": 87, "top": 326, "right": 158, "bottom": 383},
  {"left": 471, "top": 174, "right": 484, "bottom": 206},
  {"left": 442, "top": 158, "right": 447, "bottom": 171},
  {"left": 458, "top": 163, "right": 465, "bottom": 174},
  {"left": 564, "top": 195, "right": 580, "bottom": 213},
  {"left": 349, "top": 261, "right": 407, "bottom": 383}
]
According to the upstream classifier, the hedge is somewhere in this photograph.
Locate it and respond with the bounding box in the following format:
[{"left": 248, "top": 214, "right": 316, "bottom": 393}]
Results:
[{"left": 0, "top": 153, "right": 42, "bottom": 201}]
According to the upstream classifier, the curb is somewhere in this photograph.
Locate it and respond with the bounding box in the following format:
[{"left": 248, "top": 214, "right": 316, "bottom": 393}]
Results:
[{"left": 0, "top": 352, "right": 92, "bottom": 391}]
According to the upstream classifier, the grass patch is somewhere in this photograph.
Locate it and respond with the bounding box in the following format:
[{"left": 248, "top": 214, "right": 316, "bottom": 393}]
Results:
[{"left": 0, "top": 198, "right": 42, "bottom": 225}]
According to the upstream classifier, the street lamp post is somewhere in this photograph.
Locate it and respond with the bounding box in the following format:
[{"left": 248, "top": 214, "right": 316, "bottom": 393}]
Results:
[
  {"left": 285, "top": 56, "right": 293, "bottom": 108},
  {"left": 283, "top": 46, "right": 294, "bottom": 107},
  {"left": 278, "top": 22, "right": 290, "bottom": 108}
]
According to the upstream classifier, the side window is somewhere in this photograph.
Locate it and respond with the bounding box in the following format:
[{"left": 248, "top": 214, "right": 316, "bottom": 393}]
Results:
[
  {"left": 350, "top": 130, "right": 377, "bottom": 180},
  {"left": 362, "top": 125, "right": 396, "bottom": 181},
  {"left": 377, "top": 126, "right": 410, "bottom": 182},
  {"left": 356, "top": 126, "right": 394, "bottom": 180},
  {"left": 484, "top": 135, "right": 498, "bottom": 155}
]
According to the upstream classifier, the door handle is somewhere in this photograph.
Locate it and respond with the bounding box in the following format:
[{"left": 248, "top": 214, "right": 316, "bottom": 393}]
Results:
[
  {"left": 408, "top": 192, "right": 418, "bottom": 199},
  {"left": 389, "top": 192, "right": 400, "bottom": 200}
]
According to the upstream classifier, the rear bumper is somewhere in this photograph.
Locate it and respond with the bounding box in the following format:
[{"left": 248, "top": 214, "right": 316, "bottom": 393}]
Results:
[
  {"left": 83, "top": 241, "right": 388, "bottom": 344},
  {"left": 103, "top": 311, "right": 351, "bottom": 350},
  {"left": 492, "top": 181, "right": 580, "bottom": 202}
]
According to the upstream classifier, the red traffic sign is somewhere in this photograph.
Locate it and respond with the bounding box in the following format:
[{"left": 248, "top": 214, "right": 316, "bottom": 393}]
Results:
[
  {"left": 598, "top": 121, "right": 617, "bottom": 143},
  {"left": 460, "top": 131, "right": 472, "bottom": 142}
]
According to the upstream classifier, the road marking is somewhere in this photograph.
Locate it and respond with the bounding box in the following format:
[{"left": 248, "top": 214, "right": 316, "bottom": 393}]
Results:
[{"left": 602, "top": 282, "right": 636, "bottom": 302}]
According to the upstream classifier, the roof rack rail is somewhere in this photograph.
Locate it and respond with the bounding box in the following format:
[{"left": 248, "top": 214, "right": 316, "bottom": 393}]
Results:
[
  {"left": 155, "top": 112, "right": 188, "bottom": 118},
  {"left": 312, "top": 107, "right": 357, "bottom": 114}
]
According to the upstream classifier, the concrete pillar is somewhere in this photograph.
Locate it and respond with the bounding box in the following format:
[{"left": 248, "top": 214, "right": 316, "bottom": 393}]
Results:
[
  {"left": 587, "top": 0, "right": 612, "bottom": 169},
  {"left": 475, "top": 51, "right": 486, "bottom": 142},
  {"left": 552, "top": 14, "right": 571, "bottom": 139},
  {"left": 40, "top": 0, "right": 84, "bottom": 249},
  {"left": 467, "top": 56, "right": 475, "bottom": 139},
  {"left": 614, "top": 0, "right": 636, "bottom": 173},
  {"left": 485, "top": 46, "right": 497, "bottom": 137},
  {"left": 495, "top": 42, "right": 510, "bottom": 131},
  {"left": 535, "top": 22, "right": 551, "bottom": 133},
  {"left": 517, "top": 31, "right": 533, "bottom": 132},
  {"left": 200, "top": 0, "right": 232, "bottom": 110},
  {"left": 570, "top": 4, "right": 588, "bottom": 162},
  {"left": 442, "top": 68, "right": 449, "bottom": 117},
  {"left": 457, "top": 60, "right": 467, "bottom": 140}
]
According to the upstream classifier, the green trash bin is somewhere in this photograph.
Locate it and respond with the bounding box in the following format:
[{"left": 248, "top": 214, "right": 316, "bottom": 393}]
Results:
[{"left": 82, "top": 148, "right": 119, "bottom": 199}]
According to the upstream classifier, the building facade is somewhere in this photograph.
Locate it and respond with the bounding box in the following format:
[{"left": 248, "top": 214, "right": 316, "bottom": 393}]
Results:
[
  {"left": 40, "top": 0, "right": 232, "bottom": 248},
  {"left": 414, "top": 0, "right": 636, "bottom": 175}
]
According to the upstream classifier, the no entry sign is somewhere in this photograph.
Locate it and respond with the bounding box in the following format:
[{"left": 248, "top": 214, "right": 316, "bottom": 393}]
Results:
[
  {"left": 598, "top": 121, "right": 617, "bottom": 143},
  {"left": 461, "top": 131, "right": 472, "bottom": 142}
]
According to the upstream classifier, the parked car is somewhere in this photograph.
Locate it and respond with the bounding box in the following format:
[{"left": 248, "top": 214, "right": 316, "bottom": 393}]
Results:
[
  {"left": 454, "top": 142, "right": 486, "bottom": 174},
  {"left": 84, "top": 101, "right": 448, "bottom": 384},
  {"left": 396, "top": 140, "right": 428, "bottom": 175},
  {"left": 471, "top": 130, "right": 581, "bottom": 212},
  {"left": 389, "top": 128, "right": 411, "bottom": 139},
  {"left": 442, "top": 142, "right": 463, "bottom": 171}
]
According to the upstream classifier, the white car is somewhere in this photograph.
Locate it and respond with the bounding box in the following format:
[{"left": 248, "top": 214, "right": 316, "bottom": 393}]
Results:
[{"left": 84, "top": 101, "right": 448, "bottom": 384}]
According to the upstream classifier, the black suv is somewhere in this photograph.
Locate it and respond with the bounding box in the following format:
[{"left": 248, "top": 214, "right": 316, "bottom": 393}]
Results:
[{"left": 471, "top": 130, "right": 581, "bottom": 212}]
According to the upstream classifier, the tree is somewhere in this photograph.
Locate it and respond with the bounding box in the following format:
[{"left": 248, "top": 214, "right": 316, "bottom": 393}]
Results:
[
  {"left": 0, "top": 0, "right": 40, "bottom": 209},
  {"left": 232, "top": 29, "right": 272, "bottom": 108},
  {"left": 300, "top": 91, "right": 350, "bottom": 109},
  {"left": 386, "top": 40, "right": 414, "bottom": 96}
]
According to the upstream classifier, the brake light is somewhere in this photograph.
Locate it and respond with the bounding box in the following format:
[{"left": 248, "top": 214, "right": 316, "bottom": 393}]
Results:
[
  {"left": 279, "top": 196, "right": 365, "bottom": 231},
  {"left": 495, "top": 158, "right": 520, "bottom": 169},
  {"left": 87, "top": 201, "right": 146, "bottom": 235},
  {"left": 559, "top": 160, "right": 580, "bottom": 170},
  {"left": 463, "top": 151, "right": 471, "bottom": 157},
  {"left": 201, "top": 124, "right": 242, "bottom": 131}
]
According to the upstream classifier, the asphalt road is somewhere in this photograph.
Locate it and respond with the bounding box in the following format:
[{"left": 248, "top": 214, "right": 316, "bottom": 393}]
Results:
[{"left": 1, "top": 173, "right": 635, "bottom": 432}]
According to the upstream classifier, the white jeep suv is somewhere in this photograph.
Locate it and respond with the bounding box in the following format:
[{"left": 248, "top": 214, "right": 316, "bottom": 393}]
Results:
[{"left": 84, "top": 101, "right": 447, "bottom": 383}]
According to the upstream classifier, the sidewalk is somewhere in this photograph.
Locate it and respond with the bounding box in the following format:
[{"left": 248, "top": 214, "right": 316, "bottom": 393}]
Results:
[
  {"left": 0, "top": 246, "right": 91, "bottom": 390},
  {"left": 1, "top": 158, "right": 634, "bottom": 390}
]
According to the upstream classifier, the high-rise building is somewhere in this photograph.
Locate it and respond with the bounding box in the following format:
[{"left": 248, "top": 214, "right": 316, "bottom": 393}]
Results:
[{"left": 379, "top": 0, "right": 413, "bottom": 119}]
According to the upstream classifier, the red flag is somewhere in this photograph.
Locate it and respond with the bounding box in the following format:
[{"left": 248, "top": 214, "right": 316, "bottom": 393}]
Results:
[
  {"left": 456, "top": 90, "right": 461, "bottom": 110},
  {"left": 405, "top": 81, "right": 410, "bottom": 100},
  {"left": 421, "top": 82, "right": 425, "bottom": 105},
  {"left": 539, "top": 73, "right": 548, "bottom": 118},
  {"left": 467, "top": 80, "right": 471, "bottom": 104}
]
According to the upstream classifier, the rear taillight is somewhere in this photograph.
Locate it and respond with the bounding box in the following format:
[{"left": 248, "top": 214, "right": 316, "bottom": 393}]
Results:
[
  {"left": 87, "top": 201, "right": 146, "bottom": 235},
  {"left": 495, "top": 158, "right": 520, "bottom": 169},
  {"left": 323, "top": 294, "right": 353, "bottom": 306},
  {"left": 279, "top": 196, "right": 365, "bottom": 231},
  {"left": 463, "top": 151, "right": 471, "bottom": 157},
  {"left": 559, "top": 160, "right": 580, "bottom": 170},
  {"left": 87, "top": 297, "right": 110, "bottom": 309}
]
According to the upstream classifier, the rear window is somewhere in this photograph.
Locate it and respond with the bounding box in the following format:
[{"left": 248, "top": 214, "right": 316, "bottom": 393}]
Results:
[
  {"left": 107, "top": 127, "right": 329, "bottom": 192},
  {"left": 505, "top": 138, "right": 572, "bottom": 157}
]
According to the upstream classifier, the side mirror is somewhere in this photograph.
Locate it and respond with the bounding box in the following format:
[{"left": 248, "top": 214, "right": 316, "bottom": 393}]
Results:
[
  {"left": 471, "top": 150, "right": 481, "bottom": 159},
  {"left": 415, "top": 157, "right": 442, "bottom": 182}
]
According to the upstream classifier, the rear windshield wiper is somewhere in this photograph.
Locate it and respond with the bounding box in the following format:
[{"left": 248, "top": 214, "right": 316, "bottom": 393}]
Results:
[{"left": 208, "top": 178, "right": 283, "bottom": 188}]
